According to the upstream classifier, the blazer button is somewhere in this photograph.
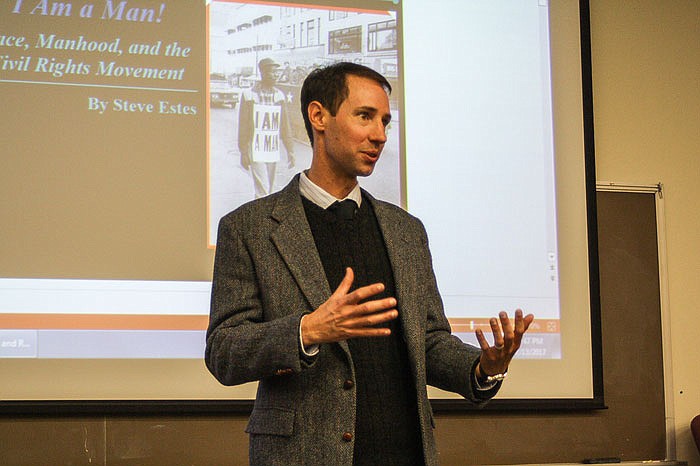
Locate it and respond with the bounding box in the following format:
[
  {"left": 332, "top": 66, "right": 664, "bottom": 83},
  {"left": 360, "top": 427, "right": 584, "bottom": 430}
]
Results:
[
  {"left": 342, "top": 432, "right": 353, "bottom": 442},
  {"left": 343, "top": 379, "right": 354, "bottom": 389}
]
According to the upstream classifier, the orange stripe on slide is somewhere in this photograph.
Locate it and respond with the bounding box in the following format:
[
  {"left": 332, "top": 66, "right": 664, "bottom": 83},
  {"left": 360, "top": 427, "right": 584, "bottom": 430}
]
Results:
[
  {"left": 448, "top": 317, "right": 559, "bottom": 334},
  {"left": 0, "top": 315, "right": 558, "bottom": 333},
  {"left": 0, "top": 314, "right": 208, "bottom": 331}
]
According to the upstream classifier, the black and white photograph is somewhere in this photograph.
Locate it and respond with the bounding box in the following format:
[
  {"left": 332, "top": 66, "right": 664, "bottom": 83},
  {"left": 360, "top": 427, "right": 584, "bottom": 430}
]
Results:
[{"left": 208, "top": 1, "right": 401, "bottom": 245}]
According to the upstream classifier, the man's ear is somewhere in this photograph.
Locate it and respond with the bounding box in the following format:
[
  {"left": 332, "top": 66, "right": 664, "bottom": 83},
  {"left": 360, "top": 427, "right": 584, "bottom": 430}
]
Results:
[{"left": 307, "top": 101, "right": 327, "bottom": 133}]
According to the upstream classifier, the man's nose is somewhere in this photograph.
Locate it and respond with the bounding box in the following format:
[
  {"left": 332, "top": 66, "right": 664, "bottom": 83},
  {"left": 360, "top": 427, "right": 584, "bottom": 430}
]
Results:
[{"left": 369, "top": 120, "right": 387, "bottom": 144}]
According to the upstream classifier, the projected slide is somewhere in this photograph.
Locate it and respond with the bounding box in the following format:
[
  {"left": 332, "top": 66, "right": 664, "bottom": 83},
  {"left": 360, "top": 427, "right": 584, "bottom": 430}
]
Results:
[
  {"left": 0, "top": 0, "right": 597, "bottom": 404},
  {"left": 1, "top": 0, "right": 558, "bottom": 359}
]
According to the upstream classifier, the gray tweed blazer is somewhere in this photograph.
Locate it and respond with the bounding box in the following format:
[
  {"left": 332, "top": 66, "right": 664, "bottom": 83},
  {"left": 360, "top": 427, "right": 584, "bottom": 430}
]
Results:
[{"left": 205, "top": 175, "right": 496, "bottom": 466}]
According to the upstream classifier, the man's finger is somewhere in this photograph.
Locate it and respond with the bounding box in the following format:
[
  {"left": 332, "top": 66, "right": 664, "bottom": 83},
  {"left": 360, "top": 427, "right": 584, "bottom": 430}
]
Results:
[
  {"left": 513, "top": 310, "right": 535, "bottom": 334},
  {"left": 512, "top": 310, "right": 535, "bottom": 347},
  {"left": 520, "top": 313, "right": 535, "bottom": 336},
  {"left": 490, "top": 317, "right": 504, "bottom": 348},
  {"left": 475, "top": 329, "right": 490, "bottom": 351},
  {"left": 344, "top": 308, "right": 398, "bottom": 329},
  {"left": 500, "top": 311, "right": 515, "bottom": 343},
  {"left": 524, "top": 314, "right": 535, "bottom": 330},
  {"left": 514, "top": 309, "right": 524, "bottom": 333},
  {"left": 332, "top": 267, "right": 355, "bottom": 298},
  {"left": 352, "top": 297, "right": 397, "bottom": 316},
  {"left": 344, "top": 281, "right": 387, "bottom": 304},
  {"left": 346, "top": 327, "right": 393, "bottom": 338}
]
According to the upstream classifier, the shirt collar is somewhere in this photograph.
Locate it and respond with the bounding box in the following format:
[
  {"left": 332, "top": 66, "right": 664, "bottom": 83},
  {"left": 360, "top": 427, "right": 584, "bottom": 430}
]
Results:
[{"left": 299, "top": 171, "right": 362, "bottom": 209}]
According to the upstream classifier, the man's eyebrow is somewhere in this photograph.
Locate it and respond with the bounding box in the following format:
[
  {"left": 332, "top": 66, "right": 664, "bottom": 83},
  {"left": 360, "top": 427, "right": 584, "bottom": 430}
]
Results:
[
  {"left": 355, "top": 106, "right": 392, "bottom": 123},
  {"left": 354, "top": 105, "right": 378, "bottom": 114}
]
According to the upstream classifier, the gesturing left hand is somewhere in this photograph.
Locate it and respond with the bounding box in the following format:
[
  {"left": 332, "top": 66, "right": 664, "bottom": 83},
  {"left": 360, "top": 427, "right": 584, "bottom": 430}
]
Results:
[{"left": 475, "top": 309, "right": 535, "bottom": 378}]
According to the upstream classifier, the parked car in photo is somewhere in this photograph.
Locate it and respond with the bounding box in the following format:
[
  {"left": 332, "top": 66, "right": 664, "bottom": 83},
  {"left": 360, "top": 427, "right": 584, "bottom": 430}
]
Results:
[{"left": 210, "top": 74, "right": 240, "bottom": 109}]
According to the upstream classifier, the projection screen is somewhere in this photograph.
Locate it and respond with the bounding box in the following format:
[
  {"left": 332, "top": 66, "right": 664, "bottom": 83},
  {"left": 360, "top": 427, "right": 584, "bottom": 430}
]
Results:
[{"left": 0, "top": 0, "right": 602, "bottom": 411}]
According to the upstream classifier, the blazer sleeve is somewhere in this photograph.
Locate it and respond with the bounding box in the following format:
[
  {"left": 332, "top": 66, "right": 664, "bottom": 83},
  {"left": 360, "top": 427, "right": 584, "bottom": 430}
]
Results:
[{"left": 205, "top": 214, "right": 311, "bottom": 386}]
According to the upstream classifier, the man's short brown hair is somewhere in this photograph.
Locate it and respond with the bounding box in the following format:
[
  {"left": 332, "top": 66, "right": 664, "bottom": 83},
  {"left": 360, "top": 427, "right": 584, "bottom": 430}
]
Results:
[{"left": 300, "top": 62, "right": 391, "bottom": 146}]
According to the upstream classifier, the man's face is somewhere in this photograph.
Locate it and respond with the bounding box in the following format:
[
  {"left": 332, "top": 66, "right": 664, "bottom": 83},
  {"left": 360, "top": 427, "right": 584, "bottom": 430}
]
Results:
[
  {"left": 321, "top": 75, "right": 391, "bottom": 183},
  {"left": 260, "top": 64, "right": 281, "bottom": 84}
]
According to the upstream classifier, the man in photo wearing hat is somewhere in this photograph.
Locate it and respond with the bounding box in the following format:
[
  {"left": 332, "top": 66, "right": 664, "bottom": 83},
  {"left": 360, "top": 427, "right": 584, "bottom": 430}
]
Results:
[{"left": 238, "top": 57, "right": 296, "bottom": 198}]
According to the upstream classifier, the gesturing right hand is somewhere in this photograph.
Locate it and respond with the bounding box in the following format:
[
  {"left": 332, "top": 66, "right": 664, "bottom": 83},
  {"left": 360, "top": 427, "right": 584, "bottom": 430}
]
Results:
[{"left": 301, "top": 267, "right": 399, "bottom": 346}]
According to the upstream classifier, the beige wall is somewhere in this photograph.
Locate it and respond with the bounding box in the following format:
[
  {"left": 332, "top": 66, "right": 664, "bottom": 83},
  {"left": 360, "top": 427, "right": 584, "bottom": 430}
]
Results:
[{"left": 590, "top": 1, "right": 700, "bottom": 465}]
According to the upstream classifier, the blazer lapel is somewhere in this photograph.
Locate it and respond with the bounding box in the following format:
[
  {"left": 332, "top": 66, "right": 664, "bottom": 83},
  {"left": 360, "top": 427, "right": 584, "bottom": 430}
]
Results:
[
  {"left": 366, "top": 194, "right": 424, "bottom": 364},
  {"left": 270, "top": 178, "right": 354, "bottom": 358},
  {"left": 270, "top": 177, "right": 331, "bottom": 312}
]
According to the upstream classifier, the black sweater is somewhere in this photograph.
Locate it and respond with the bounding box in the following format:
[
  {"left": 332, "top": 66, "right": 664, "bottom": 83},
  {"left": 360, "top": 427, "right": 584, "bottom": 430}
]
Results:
[{"left": 302, "top": 195, "right": 424, "bottom": 466}]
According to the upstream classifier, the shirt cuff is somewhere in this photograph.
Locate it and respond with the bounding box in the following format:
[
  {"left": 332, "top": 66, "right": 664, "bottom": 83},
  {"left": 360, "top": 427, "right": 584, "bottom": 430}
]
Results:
[{"left": 299, "top": 314, "right": 320, "bottom": 357}]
